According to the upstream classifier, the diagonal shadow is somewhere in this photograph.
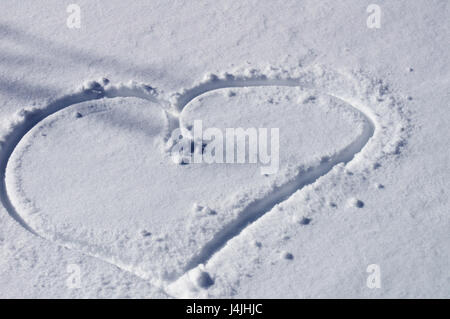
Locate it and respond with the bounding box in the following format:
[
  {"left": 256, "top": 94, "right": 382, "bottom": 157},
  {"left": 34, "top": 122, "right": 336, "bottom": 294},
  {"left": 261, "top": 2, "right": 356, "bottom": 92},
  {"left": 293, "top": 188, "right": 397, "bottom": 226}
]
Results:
[
  {"left": 0, "top": 76, "right": 59, "bottom": 100},
  {"left": 0, "top": 22, "right": 169, "bottom": 80}
]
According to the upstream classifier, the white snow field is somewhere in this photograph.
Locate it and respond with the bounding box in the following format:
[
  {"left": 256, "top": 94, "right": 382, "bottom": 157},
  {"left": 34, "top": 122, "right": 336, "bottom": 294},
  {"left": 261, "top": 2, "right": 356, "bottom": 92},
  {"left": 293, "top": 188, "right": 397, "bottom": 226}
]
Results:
[{"left": 0, "top": 0, "right": 448, "bottom": 298}]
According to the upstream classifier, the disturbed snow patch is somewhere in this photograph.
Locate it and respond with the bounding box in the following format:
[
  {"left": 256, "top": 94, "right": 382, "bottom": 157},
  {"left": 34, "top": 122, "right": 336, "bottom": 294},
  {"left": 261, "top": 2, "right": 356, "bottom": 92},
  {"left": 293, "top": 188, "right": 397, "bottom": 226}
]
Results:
[{"left": 0, "top": 65, "right": 410, "bottom": 296}]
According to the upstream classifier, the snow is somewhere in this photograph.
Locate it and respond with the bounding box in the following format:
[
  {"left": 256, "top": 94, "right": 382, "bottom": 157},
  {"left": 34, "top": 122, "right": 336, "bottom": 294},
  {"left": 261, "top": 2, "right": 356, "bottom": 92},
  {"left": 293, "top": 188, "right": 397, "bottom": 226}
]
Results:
[{"left": 0, "top": 0, "right": 448, "bottom": 298}]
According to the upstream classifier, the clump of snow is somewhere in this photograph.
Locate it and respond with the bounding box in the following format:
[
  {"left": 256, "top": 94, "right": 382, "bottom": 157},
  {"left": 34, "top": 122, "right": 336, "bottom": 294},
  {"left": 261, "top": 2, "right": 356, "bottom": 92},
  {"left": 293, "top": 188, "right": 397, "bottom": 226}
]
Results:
[
  {"left": 192, "top": 203, "right": 202, "bottom": 213},
  {"left": 171, "top": 153, "right": 185, "bottom": 165},
  {"left": 348, "top": 198, "right": 365, "bottom": 208},
  {"left": 299, "top": 217, "right": 312, "bottom": 225},
  {"left": 140, "top": 230, "right": 152, "bottom": 237},
  {"left": 253, "top": 240, "right": 262, "bottom": 248},
  {"left": 81, "top": 79, "right": 105, "bottom": 94},
  {"left": 375, "top": 183, "right": 384, "bottom": 189},
  {"left": 201, "top": 206, "right": 216, "bottom": 215},
  {"left": 281, "top": 251, "right": 294, "bottom": 260},
  {"left": 227, "top": 90, "right": 237, "bottom": 97},
  {"left": 196, "top": 271, "right": 215, "bottom": 289}
]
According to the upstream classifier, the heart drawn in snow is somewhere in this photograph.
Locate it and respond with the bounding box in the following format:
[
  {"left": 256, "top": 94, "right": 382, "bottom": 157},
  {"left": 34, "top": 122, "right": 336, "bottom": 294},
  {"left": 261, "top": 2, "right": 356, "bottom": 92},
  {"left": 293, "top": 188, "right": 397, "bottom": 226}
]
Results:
[{"left": 0, "top": 66, "right": 407, "bottom": 291}]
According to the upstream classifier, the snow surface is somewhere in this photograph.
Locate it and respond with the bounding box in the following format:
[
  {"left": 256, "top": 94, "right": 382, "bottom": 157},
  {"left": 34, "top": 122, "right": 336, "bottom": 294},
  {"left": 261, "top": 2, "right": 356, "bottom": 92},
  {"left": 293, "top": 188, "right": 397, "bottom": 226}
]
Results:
[{"left": 0, "top": 0, "right": 448, "bottom": 298}]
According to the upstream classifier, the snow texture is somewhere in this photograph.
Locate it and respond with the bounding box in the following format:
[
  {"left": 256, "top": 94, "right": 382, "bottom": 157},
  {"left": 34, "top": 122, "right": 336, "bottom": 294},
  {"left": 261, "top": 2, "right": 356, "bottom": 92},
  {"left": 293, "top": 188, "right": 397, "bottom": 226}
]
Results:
[{"left": 0, "top": 0, "right": 448, "bottom": 298}]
